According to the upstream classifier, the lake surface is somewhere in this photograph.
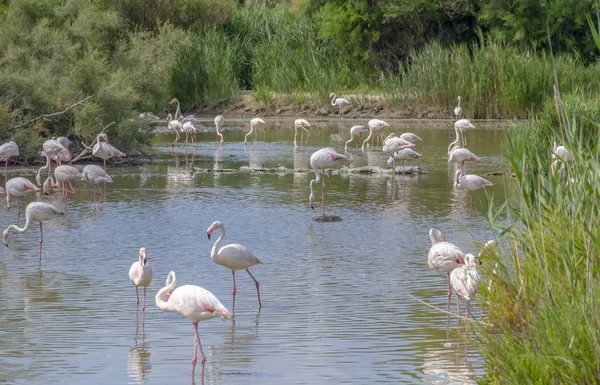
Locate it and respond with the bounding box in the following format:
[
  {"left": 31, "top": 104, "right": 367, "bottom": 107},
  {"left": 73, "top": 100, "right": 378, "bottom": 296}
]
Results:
[{"left": 0, "top": 118, "right": 510, "bottom": 385}]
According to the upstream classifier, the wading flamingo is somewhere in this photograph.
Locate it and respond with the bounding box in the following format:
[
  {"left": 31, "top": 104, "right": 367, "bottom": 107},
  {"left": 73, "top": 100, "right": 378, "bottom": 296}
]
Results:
[
  {"left": 391, "top": 148, "right": 423, "bottom": 177},
  {"left": 181, "top": 116, "right": 200, "bottom": 146},
  {"left": 309, "top": 148, "right": 352, "bottom": 217},
  {"left": 92, "top": 133, "right": 126, "bottom": 167},
  {"left": 450, "top": 253, "right": 481, "bottom": 321},
  {"left": 37, "top": 140, "right": 67, "bottom": 185},
  {"left": 82, "top": 164, "right": 113, "bottom": 207},
  {"left": 454, "top": 96, "right": 462, "bottom": 118},
  {"left": 0, "top": 141, "right": 19, "bottom": 177},
  {"left": 155, "top": 271, "right": 231, "bottom": 376},
  {"left": 244, "top": 118, "right": 266, "bottom": 144},
  {"left": 454, "top": 170, "right": 494, "bottom": 216},
  {"left": 129, "top": 247, "right": 153, "bottom": 312},
  {"left": 454, "top": 119, "right": 475, "bottom": 147},
  {"left": 52, "top": 165, "right": 82, "bottom": 213},
  {"left": 448, "top": 145, "right": 482, "bottom": 173},
  {"left": 399, "top": 132, "right": 422, "bottom": 143},
  {"left": 294, "top": 119, "right": 311, "bottom": 148},
  {"left": 428, "top": 228, "right": 465, "bottom": 313},
  {"left": 2, "top": 201, "right": 65, "bottom": 265},
  {"left": 362, "top": 119, "right": 390, "bottom": 150},
  {"left": 344, "top": 125, "right": 367, "bottom": 152},
  {"left": 6, "top": 177, "right": 40, "bottom": 226},
  {"left": 214, "top": 115, "right": 225, "bottom": 146},
  {"left": 329, "top": 93, "right": 350, "bottom": 117},
  {"left": 207, "top": 220, "right": 263, "bottom": 313},
  {"left": 382, "top": 133, "right": 415, "bottom": 171},
  {"left": 168, "top": 98, "right": 183, "bottom": 146}
]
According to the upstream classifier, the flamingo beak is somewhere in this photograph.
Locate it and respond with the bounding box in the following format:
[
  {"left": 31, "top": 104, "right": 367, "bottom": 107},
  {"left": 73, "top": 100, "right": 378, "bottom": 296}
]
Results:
[
  {"left": 207, "top": 232, "right": 211, "bottom": 240},
  {"left": 3, "top": 243, "right": 7, "bottom": 247}
]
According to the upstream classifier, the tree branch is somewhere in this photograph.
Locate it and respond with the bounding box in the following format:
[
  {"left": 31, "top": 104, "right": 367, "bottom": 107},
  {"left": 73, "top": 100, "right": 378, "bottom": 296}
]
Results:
[
  {"left": 72, "top": 121, "right": 115, "bottom": 163},
  {"left": 13, "top": 95, "right": 93, "bottom": 129}
]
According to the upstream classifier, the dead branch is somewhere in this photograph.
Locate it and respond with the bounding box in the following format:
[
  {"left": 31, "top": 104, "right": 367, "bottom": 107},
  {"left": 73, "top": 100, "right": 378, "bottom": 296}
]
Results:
[{"left": 13, "top": 95, "right": 93, "bottom": 129}]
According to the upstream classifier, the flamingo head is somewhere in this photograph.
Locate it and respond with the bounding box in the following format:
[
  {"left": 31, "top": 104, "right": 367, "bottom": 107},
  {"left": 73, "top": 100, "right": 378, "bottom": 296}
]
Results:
[
  {"left": 464, "top": 253, "right": 482, "bottom": 268},
  {"left": 2, "top": 228, "right": 9, "bottom": 247},
  {"left": 169, "top": 98, "right": 177, "bottom": 105},
  {"left": 455, "top": 169, "right": 463, "bottom": 184},
  {"left": 139, "top": 247, "right": 147, "bottom": 266},
  {"left": 251, "top": 118, "right": 265, "bottom": 127},
  {"left": 207, "top": 220, "right": 223, "bottom": 239},
  {"left": 479, "top": 240, "right": 498, "bottom": 258},
  {"left": 309, "top": 192, "right": 315, "bottom": 210},
  {"left": 295, "top": 119, "right": 311, "bottom": 128}
]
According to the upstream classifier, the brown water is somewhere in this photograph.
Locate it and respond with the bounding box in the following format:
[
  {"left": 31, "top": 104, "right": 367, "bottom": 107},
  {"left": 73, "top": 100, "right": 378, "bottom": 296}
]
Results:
[{"left": 0, "top": 118, "right": 511, "bottom": 385}]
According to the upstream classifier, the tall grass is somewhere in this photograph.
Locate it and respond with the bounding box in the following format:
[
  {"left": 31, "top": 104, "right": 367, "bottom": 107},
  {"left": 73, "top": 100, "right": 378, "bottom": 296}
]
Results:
[{"left": 477, "top": 92, "right": 600, "bottom": 383}]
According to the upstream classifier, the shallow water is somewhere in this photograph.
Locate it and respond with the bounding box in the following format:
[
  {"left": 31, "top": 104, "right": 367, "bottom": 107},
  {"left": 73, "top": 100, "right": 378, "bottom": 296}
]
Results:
[{"left": 0, "top": 118, "right": 511, "bottom": 385}]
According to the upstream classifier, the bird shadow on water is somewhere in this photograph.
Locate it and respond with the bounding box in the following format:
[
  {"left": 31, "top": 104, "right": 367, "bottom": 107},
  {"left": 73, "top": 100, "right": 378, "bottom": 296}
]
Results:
[{"left": 128, "top": 322, "right": 152, "bottom": 385}]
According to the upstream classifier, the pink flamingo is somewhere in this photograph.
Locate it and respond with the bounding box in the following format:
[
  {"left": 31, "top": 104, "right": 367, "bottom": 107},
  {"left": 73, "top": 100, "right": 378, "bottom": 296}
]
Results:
[
  {"left": 0, "top": 141, "right": 19, "bottom": 177},
  {"left": 129, "top": 247, "right": 153, "bottom": 312},
  {"left": 344, "top": 125, "right": 367, "bottom": 152},
  {"left": 2, "top": 201, "right": 65, "bottom": 265},
  {"left": 168, "top": 98, "right": 183, "bottom": 146},
  {"left": 447, "top": 125, "right": 481, "bottom": 172},
  {"left": 244, "top": 118, "right": 266, "bottom": 144},
  {"left": 6, "top": 177, "right": 40, "bottom": 226},
  {"left": 214, "top": 115, "right": 225, "bottom": 146},
  {"left": 207, "top": 220, "right": 263, "bottom": 314},
  {"left": 362, "top": 119, "right": 390, "bottom": 150},
  {"left": 454, "top": 170, "right": 494, "bottom": 216},
  {"left": 454, "top": 96, "right": 462, "bottom": 118},
  {"left": 294, "top": 119, "right": 311, "bottom": 148},
  {"left": 82, "top": 164, "right": 113, "bottom": 208},
  {"left": 428, "top": 228, "right": 465, "bottom": 313},
  {"left": 450, "top": 253, "right": 481, "bottom": 321},
  {"left": 92, "top": 133, "right": 126, "bottom": 168},
  {"left": 383, "top": 133, "right": 415, "bottom": 171},
  {"left": 155, "top": 271, "right": 231, "bottom": 376},
  {"left": 399, "top": 132, "right": 422, "bottom": 143},
  {"left": 329, "top": 93, "right": 350, "bottom": 117},
  {"left": 309, "top": 148, "right": 352, "bottom": 217},
  {"left": 391, "top": 148, "right": 423, "bottom": 177},
  {"left": 454, "top": 119, "right": 475, "bottom": 147},
  {"left": 52, "top": 165, "right": 82, "bottom": 213}
]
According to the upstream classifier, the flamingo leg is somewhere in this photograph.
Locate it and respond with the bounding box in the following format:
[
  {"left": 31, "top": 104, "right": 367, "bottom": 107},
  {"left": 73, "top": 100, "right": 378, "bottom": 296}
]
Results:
[
  {"left": 103, "top": 159, "right": 107, "bottom": 169},
  {"left": 232, "top": 270, "right": 237, "bottom": 315},
  {"left": 446, "top": 271, "right": 452, "bottom": 314},
  {"left": 246, "top": 269, "right": 262, "bottom": 308},
  {"left": 457, "top": 294, "right": 461, "bottom": 326},
  {"left": 92, "top": 183, "right": 97, "bottom": 209},
  {"left": 470, "top": 196, "right": 473, "bottom": 218},
  {"left": 39, "top": 222, "right": 43, "bottom": 266},
  {"left": 294, "top": 127, "right": 298, "bottom": 148},
  {"left": 191, "top": 322, "right": 206, "bottom": 377},
  {"left": 102, "top": 182, "right": 106, "bottom": 201},
  {"left": 16, "top": 200, "right": 20, "bottom": 227},
  {"left": 300, "top": 132, "right": 304, "bottom": 148},
  {"left": 142, "top": 287, "right": 147, "bottom": 312},
  {"left": 135, "top": 286, "right": 140, "bottom": 305},
  {"left": 263, "top": 129, "right": 266, "bottom": 142},
  {"left": 321, "top": 171, "right": 326, "bottom": 217},
  {"left": 304, "top": 129, "right": 310, "bottom": 147},
  {"left": 3, "top": 159, "right": 7, "bottom": 177}
]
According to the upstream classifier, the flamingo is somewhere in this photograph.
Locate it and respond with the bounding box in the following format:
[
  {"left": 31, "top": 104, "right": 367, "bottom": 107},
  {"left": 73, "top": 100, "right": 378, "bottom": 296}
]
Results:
[
  {"left": 382, "top": 133, "right": 415, "bottom": 171},
  {"left": 344, "top": 125, "right": 367, "bottom": 152},
  {"left": 155, "top": 271, "right": 231, "bottom": 375},
  {"left": 82, "top": 164, "right": 113, "bottom": 207},
  {"left": 36, "top": 141, "right": 65, "bottom": 185},
  {"left": 454, "top": 96, "right": 462, "bottom": 118},
  {"left": 362, "top": 119, "right": 390, "bottom": 150},
  {"left": 551, "top": 142, "right": 574, "bottom": 177},
  {"left": 52, "top": 165, "right": 82, "bottom": 213},
  {"left": 329, "top": 93, "right": 350, "bottom": 117},
  {"left": 5, "top": 177, "right": 40, "bottom": 226},
  {"left": 450, "top": 253, "right": 481, "bottom": 321},
  {"left": 244, "top": 118, "right": 266, "bottom": 144},
  {"left": 455, "top": 170, "right": 494, "bottom": 216},
  {"left": 55, "top": 136, "right": 71, "bottom": 161},
  {"left": 214, "top": 115, "right": 225, "bottom": 146},
  {"left": 181, "top": 116, "right": 200, "bottom": 146},
  {"left": 391, "top": 148, "right": 423, "bottom": 177},
  {"left": 129, "top": 247, "right": 153, "bottom": 312},
  {"left": 0, "top": 141, "right": 19, "bottom": 177},
  {"left": 167, "top": 113, "right": 182, "bottom": 146},
  {"left": 428, "top": 228, "right": 466, "bottom": 313},
  {"left": 2, "top": 201, "right": 65, "bottom": 265},
  {"left": 454, "top": 119, "right": 475, "bottom": 147},
  {"left": 448, "top": 146, "right": 482, "bottom": 173},
  {"left": 92, "top": 133, "right": 126, "bottom": 167},
  {"left": 309, "top": 148, "right": 352, "bottom": 217},
  {"left": 207, "top": 220, "right": 263, "bottom": 313},
  {"left": 294, "top": 119, "right": 311, "bottom": 148},
  {"left": 399, "top": 132, "right": 422, "bottom": 143}
]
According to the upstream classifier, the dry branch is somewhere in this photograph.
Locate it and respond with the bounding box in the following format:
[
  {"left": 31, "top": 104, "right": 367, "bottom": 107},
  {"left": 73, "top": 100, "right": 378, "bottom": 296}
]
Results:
[{"left": 13, "top": 95, "right": 93, "bottom": 129}]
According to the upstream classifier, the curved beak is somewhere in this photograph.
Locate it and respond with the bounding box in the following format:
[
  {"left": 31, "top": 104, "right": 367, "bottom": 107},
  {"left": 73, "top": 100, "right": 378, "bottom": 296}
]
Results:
[{"left": 207, "top": 232, "right": 211, "bottom": 240}]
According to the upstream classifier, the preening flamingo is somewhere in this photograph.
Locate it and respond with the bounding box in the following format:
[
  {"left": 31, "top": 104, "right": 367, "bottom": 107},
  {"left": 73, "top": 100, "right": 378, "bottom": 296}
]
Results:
[
  {"left": 51, "top": 165, "right": 82, "bottom": 213},
  {"left": 362, "top": 119, "right": 390, "bottom": 150},
  {"left": 399, "top": 132, "right": 422, "bottom": 143},
  {"left": 454, "top": 119, "right": 475, "bottom": 147},
  {"left": 155, "top": 271, "right": 231, "bottom": 375},
  {"left": 382, "top": 133, "right": 415, "bottom": 171},
  {"left": 454, "top": 170, "right": 494, "bottom": 216},
  {"left": 92, "top": 133, "right": 126, "bottom": 167},
  {"left": 454, "top": 96, "right": 462, "bottom": 118},
  {"left": 5, "top": 177, "right": 40, "bottom": 226},
  {"left": 294, "top": 119, "right": 311, "bottom": 148},
  {"left": 450, "top": 253, "right": 481, "bottom": 321},
  {"left": 309, "top": 148, "right": 352, "bottom": 217},
  {"left": 2, "top": 201, "right": 65, "bottom": 265},
  {"left": 329, "top": 93, "right": 350, "bottom": 117},
  {"left": 0, "top": 141, "right": 19, "bottom": 177},
  {"left": 207, "top": 220, "right": 263, "bottom": 313},
  {"left": 181, "top": 116, "right": 200, "bottom": 146},
  {"left": 344, "top": 125, "right": 367, "bottom": 152},
  {"left": 82, "top": 164, "right": 113, "bottom": 207},
  {"left": 448, "top": 146, "right": 482, "bottom": 173},
  {"left": 214, "top": 115, "right": 225, "bottom": 146},
  {"left": 427, "top": 228, "right": 465, "bottom": 313},
  {"left": 244, "top": 117, "right": 266, "bottom": 144},
  {"left": 129, "top": 247, "right": 153, "bottom": 312}
]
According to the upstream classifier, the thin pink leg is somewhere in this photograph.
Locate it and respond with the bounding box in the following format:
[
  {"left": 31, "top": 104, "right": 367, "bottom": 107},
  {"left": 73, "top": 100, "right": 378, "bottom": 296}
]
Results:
[
  {"left": 39, "top": 222, "right": 43, "bottom": 266},
  {"left": 4, "top": 159, "right": 7, "bottom": 177},
  {"left": 321, "top": 173, "right": 326, "bottom": 217},
  {"left": 92, "top": 183, "right": 97, "bottom": 209},
  {"left": 135, "top": 286, "right": 139, "bottom": 305},
  {"left": 16, "top": 201, "right": 20, "bottom": 227},
  {"left": 246, "top": 269, "right": 262, "bottom": 308},
  {"left": 470, "top": 197, "right": 473, "bottom": 218},
  {"left": 457, "top": 294, "right": 461, "bottom": 326},
  {"left": 142, "top": 287, "right": 147, "bottom": 312},
  {"left": 232, "top": 270, "right": 237, "bottom": 315},
  {"left": 446, "top": 271, "right": 452, "bottom": 314}
]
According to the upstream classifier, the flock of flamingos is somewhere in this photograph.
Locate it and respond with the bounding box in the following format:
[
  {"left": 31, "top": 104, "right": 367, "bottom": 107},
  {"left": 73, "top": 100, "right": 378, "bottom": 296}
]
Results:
[{"left": 0, "top": 95, "right": 503, "bottom": 376}]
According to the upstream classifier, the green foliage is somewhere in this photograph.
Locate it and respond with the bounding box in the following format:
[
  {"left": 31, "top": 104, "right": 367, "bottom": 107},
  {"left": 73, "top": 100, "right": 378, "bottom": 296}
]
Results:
[{"left": 253, "top": 84, "right": 272, "bottom": 109}]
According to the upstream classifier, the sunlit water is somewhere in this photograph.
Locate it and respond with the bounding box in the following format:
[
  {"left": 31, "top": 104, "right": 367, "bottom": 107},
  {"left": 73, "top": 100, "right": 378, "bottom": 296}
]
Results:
[{"left": 0, "top": 118, "right": 511, "bottom": 384}]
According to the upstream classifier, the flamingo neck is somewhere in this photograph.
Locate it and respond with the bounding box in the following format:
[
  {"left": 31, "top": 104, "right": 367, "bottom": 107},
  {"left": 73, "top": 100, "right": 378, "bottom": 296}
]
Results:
[
  {"left": 330, "top": 94, "right": 336, "bottom": 106},
  {"left": 244, "top": 124, "right": 254, "bottom": 143},
  {"left": 6, "top": 214, "right": 33, "bottom": 235},
  {"left": 448, "top": 129, "right": 461, "bottom": 155},
  {"left": 309, "top": 166, "right": 322, "bottom": 200},
  {"left": 155, "top": 272, "right": 177, "bottom": 312},
  {"left": 362, "top": 128, "right": 374, "bottom": 150},
  {"left": 210, "top": 226, "right": 225, "bottom": 261},
  {"left": 174, "top": 100, "right": 181, "bottom": 120}
]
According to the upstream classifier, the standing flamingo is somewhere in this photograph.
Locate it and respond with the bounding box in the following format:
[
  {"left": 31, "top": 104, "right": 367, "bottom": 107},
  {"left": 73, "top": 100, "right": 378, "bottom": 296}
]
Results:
[
  {"left": 329, "top": 93, "right": 350, "bottom": 117},
  {"left": 450, "top": 253, "right": 481, "bottom": 321},
  {"left": 454, "top": 96, "right": 462, "bottom": 118},
  {"left": 82, "top": 164, "right": 113, "bottom": 207},
  {"left": 214, "top": 115, "right": 225, "bottom": 146},
  {"left": 2, "top": 201, "right": 65, "bottom": 265},
  {"left": 362, "top": 119, "right": 390, "bottom": 150},
  {"left": 448, "top": 146, "right": 482, "bottom": 173},
  {"left": 129, "top": 247, "right": 153, "bottom": 312},
  {"left": 0, "top": 141, "right": 19, "bottom": 177},
  {"left": 207, "top": 220, "right": 263, "bottom": 313},
  {"left": 167, "top": 113, "right": 182, "bottom": 146},
  {"left": 244, "top": 118, "right": 266, "bottom": 144},
  {"left": 428, "top": 228, "right": 465, "bottom": 313},
  {"left": 454, "top": 170, "right": 494, "bottom": 216},
  {"left": 294, "top": 119, "right": 311, "bottom": 148},
  {"left": 5, "top": 177, "right": 40, "bottom": 226},
  {"left": 344, "top": 125, "right": 367, "bottom": 152},
  {"left": 382, "top": 133, "right": 415, "bottom": 172},
  {"left": 399, "top": 132, "right": 422, "bottom": 143},
  {"left": 181, "top": 116, "right": 200, "bottom": 146},
  {"left": 391, "top": 148, "right": 423, "bottom": 177},
  {"left": 155, "top": 271, "right": 231, "bottom": 376},
  {"left": 53, "top": 165, "right": 82, "bottom": 213},
  {"left": 454, "top": 119, "right": 475, "bottom": 147},
  {"left": 309, "top": 148, "right": 352, "bottom": 217},
  {"left": 92, "top": 133, "right": 126, "bottom": 167}
]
